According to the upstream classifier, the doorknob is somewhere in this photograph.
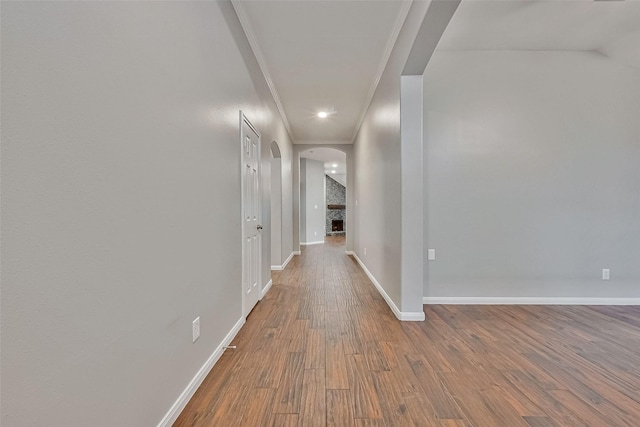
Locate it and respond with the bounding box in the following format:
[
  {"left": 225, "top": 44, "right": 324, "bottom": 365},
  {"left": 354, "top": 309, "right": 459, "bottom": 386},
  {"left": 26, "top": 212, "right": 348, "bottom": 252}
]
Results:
[{"left": 257, "top": 225, "right": 263, "bottom": 230}]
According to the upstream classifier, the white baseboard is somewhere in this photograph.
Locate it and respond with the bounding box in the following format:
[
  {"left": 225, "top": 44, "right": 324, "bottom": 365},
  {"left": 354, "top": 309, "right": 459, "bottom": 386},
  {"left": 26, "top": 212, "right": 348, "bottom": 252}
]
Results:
[
  {"left": 271, "top": 251, "right": 295, "bottom": 271},
  {"left": 345, "top": 250, "right": 355, "bottom": 255},
  {"left": 300, "top": 241, "right": 325, "bottom": 246},
  {"left": 423, "top": 297, "right": 640, "bottom": 305},
  {"left": 293, "top": 250, "right": 301, "bottom": 255},
  {"left": 157, "top": 317, "right": 245, "bottom": 427},
  {"left": 261, "top": 279, "right": 273, "bottom": 299},
  {"left": 351, "top": 253, "right": 425, "bottom": 321}
]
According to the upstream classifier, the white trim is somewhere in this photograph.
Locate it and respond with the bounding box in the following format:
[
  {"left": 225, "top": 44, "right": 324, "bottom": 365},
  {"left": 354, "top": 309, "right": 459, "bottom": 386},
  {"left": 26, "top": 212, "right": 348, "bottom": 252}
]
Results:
[
  {"left": 232, "top": 1, "right": 293, "bottom": 140},
  {"left": 345, "top": 250, "right": 355, "bottom": 256},
  {"left": 350, "top": 1, "right": 412, "bottom": 143},
  {"left": 350, "top": 253, "right": 425, "bottom": 321},
  {"left": 300, "top": 241, "right": 325, "bottom": 246},
  {"left": 282, "top": 251, "right": 295, "bottom": 269},
  {"left": 158, "top": 317, "right": 245, "bottom": 427},
  {"left": 295, "top": 140, "right": 352, "bottom": 145},
  {"left": 271, "top": 251, "right": 295, "bottom": 271},
  {"left": 261, "top": 279, "right": 273, "bottom": 299},
  {"left": 293, "top": 250, "right": 301, "bottom": 256},
  {"left": 423, "top": 297, "right": 640, "bottom": 306}
]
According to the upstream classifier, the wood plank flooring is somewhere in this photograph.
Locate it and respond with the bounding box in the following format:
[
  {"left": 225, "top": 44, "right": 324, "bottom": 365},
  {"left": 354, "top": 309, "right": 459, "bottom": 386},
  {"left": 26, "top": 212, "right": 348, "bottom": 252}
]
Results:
[{"left": 174, "top": 236, "right": 640, "bottom": 426}]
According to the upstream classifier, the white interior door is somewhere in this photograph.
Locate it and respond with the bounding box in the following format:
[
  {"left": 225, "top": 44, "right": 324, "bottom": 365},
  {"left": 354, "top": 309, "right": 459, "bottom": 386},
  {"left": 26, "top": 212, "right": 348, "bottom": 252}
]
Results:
[{"left": 241, "top": 112, "right": 261, "bottom": 317}]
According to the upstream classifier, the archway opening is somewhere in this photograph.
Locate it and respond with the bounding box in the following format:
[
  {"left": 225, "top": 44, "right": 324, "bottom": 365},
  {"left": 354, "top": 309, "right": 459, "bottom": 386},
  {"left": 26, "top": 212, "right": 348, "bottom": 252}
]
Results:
[{"left": 299, "top": 147, "right": 347, "bottom": 249}]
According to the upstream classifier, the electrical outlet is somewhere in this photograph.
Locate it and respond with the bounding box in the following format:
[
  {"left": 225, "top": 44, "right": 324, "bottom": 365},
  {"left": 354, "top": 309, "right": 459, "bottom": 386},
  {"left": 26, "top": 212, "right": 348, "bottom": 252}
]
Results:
[
  {"left": 364, "top": 247, "right": 367, "bottom": 256},
  {"left": 428, "top": 249, "right": 436, "bottom": 261},
  {"left": 192, "top": 317, "right": 200, "bottom": 342},
  {"left": 602, "top": 269, "right": 610, "bottom": 280},
  {"left": 314, "top": 231, "right": 317, "bottom": 236}
]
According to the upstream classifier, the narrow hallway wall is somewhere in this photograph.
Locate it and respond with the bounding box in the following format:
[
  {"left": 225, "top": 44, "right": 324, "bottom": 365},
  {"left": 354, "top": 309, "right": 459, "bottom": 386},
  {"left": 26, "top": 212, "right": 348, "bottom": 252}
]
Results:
[{"left": 1, "top": 2, "right": 293, "bottom": 425}]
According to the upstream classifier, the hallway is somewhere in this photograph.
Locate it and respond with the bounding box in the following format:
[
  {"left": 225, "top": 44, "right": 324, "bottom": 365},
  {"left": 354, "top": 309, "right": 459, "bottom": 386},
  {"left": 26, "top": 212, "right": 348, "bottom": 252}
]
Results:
[{"left": 175, "top": 237, "right": 640, "bottom": 427}]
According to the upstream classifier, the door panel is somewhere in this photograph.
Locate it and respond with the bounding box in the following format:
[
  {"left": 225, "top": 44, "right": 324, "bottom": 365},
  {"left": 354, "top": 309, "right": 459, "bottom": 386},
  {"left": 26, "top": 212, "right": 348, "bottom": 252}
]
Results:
[{"left": 241, "top": 113, "right": 261, "bottom": 317}]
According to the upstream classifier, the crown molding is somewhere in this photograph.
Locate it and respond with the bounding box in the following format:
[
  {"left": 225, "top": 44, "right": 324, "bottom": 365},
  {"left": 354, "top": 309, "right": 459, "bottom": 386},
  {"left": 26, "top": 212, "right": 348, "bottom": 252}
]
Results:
[
  {"left": 232, "top": 1, "right": 294, "bottom": 140},
  {"left": 350, "top": 0, "right": 413, "bottom": 143},
  {"left": 294, "top": 140, "right": 353, "bottom": 145}
]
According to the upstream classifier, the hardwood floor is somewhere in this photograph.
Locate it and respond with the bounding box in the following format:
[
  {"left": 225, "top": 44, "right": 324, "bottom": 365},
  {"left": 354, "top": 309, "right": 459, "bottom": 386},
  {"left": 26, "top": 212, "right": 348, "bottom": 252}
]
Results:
[{"left": 174, "top": 236, "right": 640, "bottom": 426}]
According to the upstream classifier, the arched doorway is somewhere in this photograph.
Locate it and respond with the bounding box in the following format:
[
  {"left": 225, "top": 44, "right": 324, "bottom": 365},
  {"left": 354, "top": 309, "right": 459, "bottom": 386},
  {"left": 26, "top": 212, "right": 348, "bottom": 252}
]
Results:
[{"left": 293, "top": 144, "right": 353, "bottom": 253}]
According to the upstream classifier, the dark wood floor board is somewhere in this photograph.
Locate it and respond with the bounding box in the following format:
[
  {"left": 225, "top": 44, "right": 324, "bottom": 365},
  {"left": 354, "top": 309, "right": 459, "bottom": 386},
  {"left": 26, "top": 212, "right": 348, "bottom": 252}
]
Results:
[
  {"left": 174, "top": 236, "right": 640, "bottom": 427},
  {"left": 501, "top": 370, "right": 595, "bottom": 427},
  {"left": 523, "top": 415, "right": 560, "bottom": 427},
  {"left": 542, "top": 339, "right": 640, "bottom": 404},
  {"left": 173, "top": 411, "right": 216, "bottom": 427},
  {"left": 378, "top": 341, "right": 424, "bottom": 395},
  {"left": 207, "top": 375, "right": 255, "bottom": 427},
  {"left": 400, "top": 391, "right": 449, "bottom": 427},
  {"left": 327, "top": 389, "right": 355, "bottom": 427},
  {"left": 305, "top": 329, "right": 326, "bottom": 369},
  {"left": 325, "top": 338, "right": 349, "bottom": 390},
  {"left": 241, "top": 387, "right": 276, "bottom": 427},
  {"left": 491, "top": 377, "right": 547, "bottom": 417},
  {"left": 353, "top": 419, "right": 386, "bottom": 427},
  {"left": 523, "top": 345, "right": 640, "bottom": 420},
  {"left": 298, "top": 369, "right": 326, "bottom": 427},
  {"left": 345, "top": 354, "right": 383, "bottom": 419},
  {"left": 549, "top": 389, "right": 638, "bottom": 427},
  {"left": 273, "top": 352, "right": 305, "bottom": 414},
  {"left": 406, "top": 356, "right": 465, "bottom": 419},
  {"left": 270, "top": 413, "right": 299, "bottom": 427},
  {"left": 449, "top": 387, "right": 530, "bottom": 427},
  {"left": 371, "top": 370, "right": 417, "bottom": 426},
  {"left": 437, "top": 420, "right": 471, "bottom": 427},
  {"left": 363, "top": 340, "right": 391, "bottom": 372}
]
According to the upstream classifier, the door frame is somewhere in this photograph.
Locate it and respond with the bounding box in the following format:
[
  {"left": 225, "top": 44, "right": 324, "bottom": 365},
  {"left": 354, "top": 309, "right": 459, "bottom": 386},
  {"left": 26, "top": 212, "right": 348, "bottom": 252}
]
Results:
[{"left": 239, "top": 111, "right": 262, "bottom": 318}]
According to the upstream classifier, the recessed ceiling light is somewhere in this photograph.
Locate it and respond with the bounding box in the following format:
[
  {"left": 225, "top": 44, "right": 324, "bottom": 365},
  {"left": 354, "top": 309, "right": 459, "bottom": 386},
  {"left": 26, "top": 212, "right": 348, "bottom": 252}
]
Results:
[
  {"left": 332, "top": 163, "right": 338, "bottom": 167},
  {"left": 317, "top": 112, "right": 328, "bottom": 118},
  {"left": 331, "top": 170, "right": 336, "bottom": 174}
]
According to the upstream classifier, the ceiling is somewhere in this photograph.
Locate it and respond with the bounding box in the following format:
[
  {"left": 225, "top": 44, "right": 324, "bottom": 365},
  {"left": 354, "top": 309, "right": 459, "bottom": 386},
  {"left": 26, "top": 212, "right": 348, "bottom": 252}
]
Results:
[
  {"left": 234, "top": 0, "right": 640, "bottom": 146},
  {"left": 300, "top": 147, "right": 347, "bottom": 186},
  {"left": 437, "top": 0, "right": 640, "bottom": 69},
  {"left": 233, "top": 0, "right": 411, "bottom": 144}
]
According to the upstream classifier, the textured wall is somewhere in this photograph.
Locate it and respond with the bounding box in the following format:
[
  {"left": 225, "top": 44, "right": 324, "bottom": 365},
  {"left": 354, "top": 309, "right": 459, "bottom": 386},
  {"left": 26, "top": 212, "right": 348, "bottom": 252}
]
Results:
[{"left": 326, "top": 175, "right": 346, "bottom": 235}]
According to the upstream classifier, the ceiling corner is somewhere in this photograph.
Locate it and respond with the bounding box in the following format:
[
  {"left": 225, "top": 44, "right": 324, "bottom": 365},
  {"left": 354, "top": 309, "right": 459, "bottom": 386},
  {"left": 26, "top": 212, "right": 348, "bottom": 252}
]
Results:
[
  {"left": 232, "top": 0, "right": 295, "bottom": 139},
  {"left": 349, "top": 0, "right": 413, "bottom": 143}
]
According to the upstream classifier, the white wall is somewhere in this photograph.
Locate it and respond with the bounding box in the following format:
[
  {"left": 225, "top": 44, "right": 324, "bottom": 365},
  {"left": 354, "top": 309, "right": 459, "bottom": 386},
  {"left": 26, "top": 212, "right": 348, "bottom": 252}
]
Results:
[
  {"left": 1, "top": 2, "right": 292, "bottom": 425},
  {"left": 271, "top": 157, "right": 283, "bottom": 266},
  {"left": 281, "top": 149, "right": 294, "bottom": 260},
  {"left": 423, "top": 50, "right": 640, "bottom": 299},
  {"left": 352, "top": 1, "right": 431, "bottom": 311},
  {"left": 300, "top": 158, "right": 326, "bottom": 244}
]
